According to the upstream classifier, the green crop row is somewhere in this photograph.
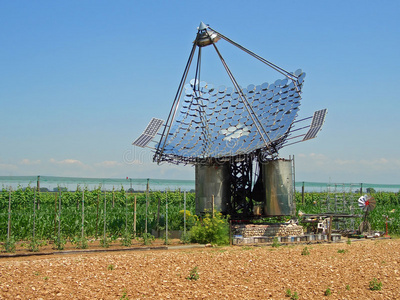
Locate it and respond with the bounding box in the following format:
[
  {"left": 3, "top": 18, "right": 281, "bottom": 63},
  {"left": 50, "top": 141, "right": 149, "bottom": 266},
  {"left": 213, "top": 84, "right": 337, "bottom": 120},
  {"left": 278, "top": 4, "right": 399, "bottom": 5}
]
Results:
[{"left": 0, "top": 187, "right": 196, "bottom": 242}]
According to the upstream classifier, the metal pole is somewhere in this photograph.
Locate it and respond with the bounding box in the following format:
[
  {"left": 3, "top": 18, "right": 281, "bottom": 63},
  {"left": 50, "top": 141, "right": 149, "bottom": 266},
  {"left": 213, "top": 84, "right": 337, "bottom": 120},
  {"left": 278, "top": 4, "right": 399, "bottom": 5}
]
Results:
[
  {"left": 7, "top": 187, "right": 11, "bottom": 242},
  {"left": 145, "top": 179, "right": 149, "bottom": 234},
  {"left": 125, "top": 190, "right": 128, "bottom": 230},
  {"left": 103, "top": 190, "right": 106, "bottom": 243},
  {"left": 134, "top": 195, "right": 137, "bottom": 237},
  {"left": 58, "top": 188, "right": 61, "bottom": 246},
  {"left": 37, "top": 175, "right": 40, "bottom": 210},
  {"left": 33, "top": 190, "right": 36, "bottom": 240},
  {"left": 165, "top": 190, "right": 168, "bottom": 244},
  {"left": 183, "top": 191, "right": 187, "bottom": 237},
  {"left": 82, "top": 189, "right": 85, "bottom": 240}
]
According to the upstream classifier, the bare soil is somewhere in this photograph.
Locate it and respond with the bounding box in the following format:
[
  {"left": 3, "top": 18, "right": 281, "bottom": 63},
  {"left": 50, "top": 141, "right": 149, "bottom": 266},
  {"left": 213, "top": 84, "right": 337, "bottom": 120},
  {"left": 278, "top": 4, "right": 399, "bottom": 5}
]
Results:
[{"left": 0, "top": 238, "right": 399, "bottom": 299}]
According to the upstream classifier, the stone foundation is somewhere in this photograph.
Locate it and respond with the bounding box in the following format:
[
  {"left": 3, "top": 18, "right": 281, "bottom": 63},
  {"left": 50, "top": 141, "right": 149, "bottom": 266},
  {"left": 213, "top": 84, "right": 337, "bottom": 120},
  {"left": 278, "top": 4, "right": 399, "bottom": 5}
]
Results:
[{"left": 232, "top": 223, "right": 304, "bottom": 238}]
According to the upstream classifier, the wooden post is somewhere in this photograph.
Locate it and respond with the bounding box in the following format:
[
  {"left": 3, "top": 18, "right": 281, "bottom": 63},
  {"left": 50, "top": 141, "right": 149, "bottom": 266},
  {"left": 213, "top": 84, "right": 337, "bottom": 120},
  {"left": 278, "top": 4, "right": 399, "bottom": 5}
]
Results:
[
  {"left": 81, "top": 189, "right": 85, "bottom": 240},
  {"left": 54, "top": 192, "right": 57, "bottom": 236},
  {"left": 58, "top": 188, "right": 62, "bottom": 246},
  {"left": 183, "top": 191, "right": 187, "bottom": 237},
  {"left": 7, "top": 187, "right": 11, "bottom": 242},
  {"left": 133, "top": 195, "right": 137, "bottom": 237},
  {"left": 37, "top": 175, "right": 40, "bottom": 210},
  {"left": 145, "top": 179, "right": 149, "bottom": 234},
  {"left": 301, "top": 182, "right": 305, "bottom": 205},
  {"left": 103, "top": 190, "right": 106, "bottom": 243},
  {"left": 33, "top": 190, "right": 36, "bottom": 240},
  {"left": 165, "top": 190, "right": 168, "bottom": 244},
  {"left": 112, "top": 186, "right": 115, "bottom": 208},
  {"left": 96, "top": 193, "right": 99, "bottom": 239}
]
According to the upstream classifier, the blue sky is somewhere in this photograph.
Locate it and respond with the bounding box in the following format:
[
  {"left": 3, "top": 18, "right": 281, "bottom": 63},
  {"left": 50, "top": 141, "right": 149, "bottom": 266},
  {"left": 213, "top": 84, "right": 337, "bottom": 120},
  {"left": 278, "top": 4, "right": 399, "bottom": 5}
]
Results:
[{"left": 1, "top": 1, "right": 399, "bottom": 184}]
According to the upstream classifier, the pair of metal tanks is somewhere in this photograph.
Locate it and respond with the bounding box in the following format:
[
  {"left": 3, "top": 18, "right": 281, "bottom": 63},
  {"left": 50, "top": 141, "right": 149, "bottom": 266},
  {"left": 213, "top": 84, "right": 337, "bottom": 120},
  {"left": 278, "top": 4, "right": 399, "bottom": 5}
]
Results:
[{"left": 195, "top": 159, "right": 294, "bottom": 217}]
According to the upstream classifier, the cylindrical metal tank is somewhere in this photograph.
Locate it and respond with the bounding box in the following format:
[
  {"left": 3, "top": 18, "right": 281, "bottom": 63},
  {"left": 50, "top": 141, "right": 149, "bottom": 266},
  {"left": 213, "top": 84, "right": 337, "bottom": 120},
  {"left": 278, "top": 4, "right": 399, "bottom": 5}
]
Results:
[
  {"left": 262, "top": 159, "right": 294, "bottom": 216},
  {"left": 195, "top": 163, "right": 230, "bottom": 215}
]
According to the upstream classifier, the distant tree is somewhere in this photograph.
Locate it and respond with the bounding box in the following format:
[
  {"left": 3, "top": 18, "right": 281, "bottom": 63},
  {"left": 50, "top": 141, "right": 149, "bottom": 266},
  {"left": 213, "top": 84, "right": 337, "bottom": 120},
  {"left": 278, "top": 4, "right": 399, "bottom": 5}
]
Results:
[
  {"left": 127, "top": 188, "right": 135, "bottom": 193},
  {"left": 366, "top": 188, "right": 376, "bottom": 194}
]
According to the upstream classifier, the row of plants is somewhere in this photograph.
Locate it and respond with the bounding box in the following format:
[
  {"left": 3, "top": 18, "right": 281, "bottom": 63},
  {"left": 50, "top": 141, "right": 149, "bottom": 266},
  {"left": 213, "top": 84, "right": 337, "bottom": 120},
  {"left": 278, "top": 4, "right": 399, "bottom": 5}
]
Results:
[
  {"left": 0, "top": 187, "right": 197, "bottom": 243},
  {"left": 0, "top": 187, "right": 399, "bottom": 251}
]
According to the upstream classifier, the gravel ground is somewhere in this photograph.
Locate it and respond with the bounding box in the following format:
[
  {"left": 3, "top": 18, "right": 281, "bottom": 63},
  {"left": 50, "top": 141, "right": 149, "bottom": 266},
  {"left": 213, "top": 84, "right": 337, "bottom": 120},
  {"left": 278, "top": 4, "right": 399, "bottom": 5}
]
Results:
[{"left": 0, "top": 238, "right": 399, "bottom": 299}]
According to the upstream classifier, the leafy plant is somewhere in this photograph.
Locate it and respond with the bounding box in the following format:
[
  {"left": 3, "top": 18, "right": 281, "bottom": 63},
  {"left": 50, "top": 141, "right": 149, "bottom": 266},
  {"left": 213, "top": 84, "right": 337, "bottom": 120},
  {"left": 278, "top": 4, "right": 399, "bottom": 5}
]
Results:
[
  {"left": 29, "top": 238, "right": 40, "bottom": 252},
  {"left": 180, "top": 232, "right": 190, "bottom": 244},
  {"left": 121, "top": 230, "right": 132, "bottom": 247},
  {"left": 52, "top": 234, "right": 66, "bottom": 250},
  {"left": 3, "top": 237, "right": 16, "bottom": 253},
  {"left": 346, "top": 239, "right": 351, "bottom": 245},
  {"left": 72, "top": 236, "right": 88, "bottom": 249},
  {"left": 285, "top": 289, "right": 299, "bottom": 300},
  {"left": 369, "top": 278, "right": 382, "bottom": 291},
  {"left": 142, "top": 233, "right": 155, "bottom": 246},
  {"left": 100, "top": 236, "right": 111, "bottom": 248},
  {"left": 337, "top": 249, "right": 347, "bottom": 254},
  {"left": 345, "top": 284, "right": 350, "bottom": 290},
  {"left": 186, "top": 266, "right": 199, "bottom": 281},
  {"left": 272, "top": 237, "right": 281, "bottom": 248},
  {"left": 189, "top": 211, "right": 229, "bottom": 246},
  {"left": 324, "top": 287, "right": 332, "bottom": 296},
  {"left": 108, "top": 264, "right": 115, "bottom": 270},
  {"left": 301, "top": 247, "right": 310, "bottom": 255}
]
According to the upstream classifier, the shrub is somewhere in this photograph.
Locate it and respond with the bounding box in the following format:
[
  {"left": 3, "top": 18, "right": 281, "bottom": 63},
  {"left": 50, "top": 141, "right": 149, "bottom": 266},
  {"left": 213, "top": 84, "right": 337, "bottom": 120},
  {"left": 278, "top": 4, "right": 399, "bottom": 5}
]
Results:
[
  {"left": 189, "top": 211, "right": 229, "bottom": 246},
  {"left": 301, "top": 247, "right": 310, "bottom": 255},
  {"left": 369, "top": 278, "right": 382, "bottom": 291},
  {"left": 186, "top": 266, "right": 199, "bottom": 281},
  {"left": 272, "top": 237, "right": 281, "bottom": 248}
]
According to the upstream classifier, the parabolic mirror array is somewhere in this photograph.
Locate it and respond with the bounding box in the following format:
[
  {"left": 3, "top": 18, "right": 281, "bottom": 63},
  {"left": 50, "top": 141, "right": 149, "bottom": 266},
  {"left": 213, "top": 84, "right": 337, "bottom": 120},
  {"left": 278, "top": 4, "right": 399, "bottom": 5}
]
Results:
[
  {"left": 133, "top": 22, "right": 327, "bottom": 217},
  {"left": 155, "top": 72, "right": 305, "bottom": 164}
]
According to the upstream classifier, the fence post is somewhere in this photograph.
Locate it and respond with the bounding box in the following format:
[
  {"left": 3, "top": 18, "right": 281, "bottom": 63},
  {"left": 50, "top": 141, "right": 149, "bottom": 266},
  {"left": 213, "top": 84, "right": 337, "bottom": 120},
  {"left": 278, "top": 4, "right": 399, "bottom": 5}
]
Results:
[
  {"left": 58, "top": 188, "right": 62, "bottom": 246},
  {"left": 302, "top": 182, "right": 305, "bottom": 205},
  {"left": 7, "top": 187, "right": 11, "bottom": 242},
  {"left": 145, "top": 179, "right": 149, "bottom": 234},
  {"left": 82, "top": 189, "right": 85, "bottom": 240},
  {"left": 37, "top": 175, "right": 40, "bottom": 210},
  {"left": 134, "top": 195, "right": 137, "bottom": 237},
  {"left": 103, "top": 190, "right": 106, "bottom": 243},
  {"left": 33, "top": 190, "right": 36, "bottom": 241},
  {"left": 165, "top": 190, "right": 168, "bottom": 244},
  {"left": 184, "top": 191, "right": 186, "bottom": 237}
]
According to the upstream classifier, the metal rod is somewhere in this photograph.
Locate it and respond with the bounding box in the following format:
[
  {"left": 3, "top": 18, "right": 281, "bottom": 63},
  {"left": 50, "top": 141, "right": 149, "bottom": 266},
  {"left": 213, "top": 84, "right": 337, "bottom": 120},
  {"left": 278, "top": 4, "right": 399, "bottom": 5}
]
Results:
[
  {"left": 7, "top": 187, "right": 11, "bottom": 242},
  {"left": 33, "top": 190, "right": 36, "bottom": 240},
  {"left": 183, "top": 191, "right": 186, "bottom": 237},
  {"left": 210, "top": 27, "right": 297, "bottom": 80},
  {"left": 103, "top": 190, "right": 106, "bottom": 243},
  {"left": 58, "top": 188, "right": 61, "bottom": 246},
  {"left": 82, "top": 189, "right": 85, "bottom": 240},
  {"left": 165, "top": 190, "right": 168, "bottom": 244},
  {"left": 145, "top": 178, "right": 149, "bottom": 234},
  {"left": 156, "top": 42, "right": 197, "bottom": 163},
  {"left": 212, "top": 42, "right": 273, "bottom": 147},
  {"left": 134, "top": 195, "right": 137, "bottom": 237}
]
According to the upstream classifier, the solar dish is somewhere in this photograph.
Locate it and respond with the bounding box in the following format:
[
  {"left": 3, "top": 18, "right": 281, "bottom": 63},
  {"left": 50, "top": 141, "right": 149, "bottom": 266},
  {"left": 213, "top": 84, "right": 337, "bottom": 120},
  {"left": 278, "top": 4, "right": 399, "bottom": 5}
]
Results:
[
  {"left": 155, "top": 77, "right": 304, "bottom": 164},
  {"left": 132, "top": 22, "right": 327, "bottom": 218}
]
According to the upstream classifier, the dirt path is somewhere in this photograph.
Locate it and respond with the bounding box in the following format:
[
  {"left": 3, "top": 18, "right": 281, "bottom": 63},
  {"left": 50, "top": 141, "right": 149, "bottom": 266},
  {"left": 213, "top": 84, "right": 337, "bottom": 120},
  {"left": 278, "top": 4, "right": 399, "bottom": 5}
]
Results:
[{"left": 0, "top": 239, "right": 398, "bottom": 299}]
